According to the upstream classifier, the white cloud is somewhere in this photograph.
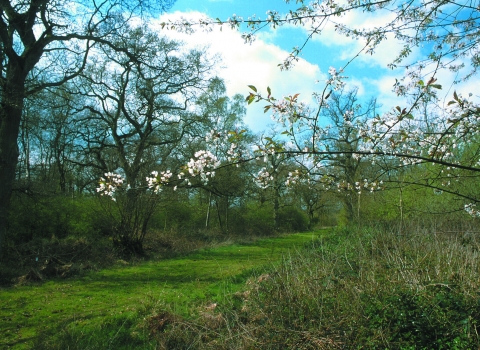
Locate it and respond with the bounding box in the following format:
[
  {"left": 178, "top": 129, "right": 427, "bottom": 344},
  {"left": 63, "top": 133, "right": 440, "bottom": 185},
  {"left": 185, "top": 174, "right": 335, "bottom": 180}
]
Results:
[
  {"left": 154, "top": 11, "right": 322, "bottom": 132},
  {"left": 152, "top": 10, "right": 478, "bottom": 134}
]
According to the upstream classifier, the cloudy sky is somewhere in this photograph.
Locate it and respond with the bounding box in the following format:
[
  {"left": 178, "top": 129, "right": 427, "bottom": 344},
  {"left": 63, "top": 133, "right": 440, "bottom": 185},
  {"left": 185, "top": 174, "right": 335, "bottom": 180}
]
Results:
[{"left": 153, "top": 0, "right": 476, "bottom": 132}]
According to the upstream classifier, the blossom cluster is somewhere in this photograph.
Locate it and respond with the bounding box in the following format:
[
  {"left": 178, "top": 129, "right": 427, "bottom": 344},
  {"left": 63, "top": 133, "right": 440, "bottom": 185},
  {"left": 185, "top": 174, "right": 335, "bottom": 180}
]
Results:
[
  {"left": 205, "top": 129, "right": 223, "bottom": 144},
  {"left": 205, "top": 129, "right": 247, "bottom": 163},
  {"left": 146, "top": 170, "right": 173, "bottom": 194},
  {"left": 255, "top": 167, "right": 274, "bottom": 189},
  {"left": 186, "top": 150, "right": 220, "bottom": 185},
  {"left": 327, "top": 66, "right": 347, "bottom": 91},
  {"left": 97, "top": 150, "right": 220, "bottom": 201},
  {"left": 96, "top": 172, "right": 125, "bottom": 201},
  {"left": 226, "top": 142, "right": 239, "bottom": 162},
  {"left": 270, "top": 98, "right": 310, "bottom": 128},
  {"left": 464, "top": 203, "right": 480, "bottom": 218},
  {"left": 337, "top": 179, "right": 383, "bottom": 194},
  {"left": 285, "top": 169, "right": 310, "bottom": 187}
]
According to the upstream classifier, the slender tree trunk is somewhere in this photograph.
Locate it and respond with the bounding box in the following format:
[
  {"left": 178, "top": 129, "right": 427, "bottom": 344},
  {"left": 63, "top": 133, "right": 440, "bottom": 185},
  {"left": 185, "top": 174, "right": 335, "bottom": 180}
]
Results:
[
  {"left": 344, "top": 196, "right": 355, "bottom": 223},
  {"left": 225, "top": 195, "right": 228, "bottom": 233},
  {"left": 215, "top": 198, "right": 224, "bottom": 232},
  {"left": 0, "top": 69, "right": 26, "bottom": 259},
  {"left": 357, "top": 192, "right": 361, "bottom": 220},
  {"left": 205, "top": 191, "right": 212, "bottom": 229},
  {"left": 21, "top": 117, "right": 30, "bottom": 182},
  {"left": 273, "top": 183, "right": 280, "bottom": 232}
]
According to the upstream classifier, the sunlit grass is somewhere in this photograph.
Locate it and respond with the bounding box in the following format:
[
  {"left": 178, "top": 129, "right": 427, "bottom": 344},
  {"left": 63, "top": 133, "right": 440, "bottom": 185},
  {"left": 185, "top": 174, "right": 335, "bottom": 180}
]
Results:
[{"left": 0, "top": 231, "right": 324, "bottom": 349}]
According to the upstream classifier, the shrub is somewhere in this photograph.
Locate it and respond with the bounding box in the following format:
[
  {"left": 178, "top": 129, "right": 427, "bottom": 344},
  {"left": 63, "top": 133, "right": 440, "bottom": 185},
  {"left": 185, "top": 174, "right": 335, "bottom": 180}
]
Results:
[
  {"left": 8, "top": 194, "right": 101, "bottom": 243},
  {"left": 278, "top": 207, "right": 309, "bottom": 232}
]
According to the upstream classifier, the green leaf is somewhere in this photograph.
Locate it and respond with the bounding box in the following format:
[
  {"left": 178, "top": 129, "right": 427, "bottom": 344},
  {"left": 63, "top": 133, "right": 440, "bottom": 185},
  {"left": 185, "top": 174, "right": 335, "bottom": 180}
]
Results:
[
  {"left": 267, "top": 86, "right": 271, "bottom": 97},
  {"left": 430, "top": 84, "right": 442, "bottom": 90},
  {"left": 248, "top": 85, "right": 257, "bottom": 92},
  {"left": 447, "top": 100, "right": 457, "bottom": 106},
  {"left": 264, "top": 105, "right": 272, "bottom": 113},
  {"left": 417, "top": 80, "right": 424, "bottom": 87}
]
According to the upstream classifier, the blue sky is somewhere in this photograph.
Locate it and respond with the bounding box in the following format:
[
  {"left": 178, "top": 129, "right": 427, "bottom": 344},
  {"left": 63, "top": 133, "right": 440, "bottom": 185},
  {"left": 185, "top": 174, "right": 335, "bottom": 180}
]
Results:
[{"left": 155, "top": 0, "right": 477, "bottom": 132}]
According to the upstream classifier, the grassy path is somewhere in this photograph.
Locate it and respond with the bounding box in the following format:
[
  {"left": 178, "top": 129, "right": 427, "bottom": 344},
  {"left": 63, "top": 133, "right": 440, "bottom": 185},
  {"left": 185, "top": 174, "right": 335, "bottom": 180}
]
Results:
[{"left": 0, "top": 231, "right": 325, "bottom": 349}]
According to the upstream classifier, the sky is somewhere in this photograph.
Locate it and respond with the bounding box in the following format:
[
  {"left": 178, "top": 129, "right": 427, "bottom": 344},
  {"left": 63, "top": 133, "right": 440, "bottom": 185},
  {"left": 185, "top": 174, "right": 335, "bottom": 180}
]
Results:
[{"left": 151, "top": 0, "right": 477, "bottom": 133}]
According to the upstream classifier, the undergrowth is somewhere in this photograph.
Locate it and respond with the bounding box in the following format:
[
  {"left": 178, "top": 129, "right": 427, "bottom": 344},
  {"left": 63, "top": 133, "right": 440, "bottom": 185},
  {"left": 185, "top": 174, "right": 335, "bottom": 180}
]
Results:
[
  {"left": 7, "top": 224, "right": 480, "bottom": 349},
  {"left": 142, "top": 224, "right": 480, "bottom": 349}
]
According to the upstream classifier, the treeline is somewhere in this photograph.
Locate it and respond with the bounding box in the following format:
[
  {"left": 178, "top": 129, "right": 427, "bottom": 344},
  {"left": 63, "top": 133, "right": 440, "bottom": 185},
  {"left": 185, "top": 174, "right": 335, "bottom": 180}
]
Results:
[{"left": 3, "top": 11, "right": 478, "bottom": 263}]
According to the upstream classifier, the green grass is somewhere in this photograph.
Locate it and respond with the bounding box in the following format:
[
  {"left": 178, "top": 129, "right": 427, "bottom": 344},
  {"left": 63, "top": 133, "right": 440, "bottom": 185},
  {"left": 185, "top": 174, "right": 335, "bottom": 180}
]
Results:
[
  {"left": 0, "top": 231, "right": 324, "bottom": 349},
  {"left": 151, "top": 225, "right": 480, "bottom": 349}
]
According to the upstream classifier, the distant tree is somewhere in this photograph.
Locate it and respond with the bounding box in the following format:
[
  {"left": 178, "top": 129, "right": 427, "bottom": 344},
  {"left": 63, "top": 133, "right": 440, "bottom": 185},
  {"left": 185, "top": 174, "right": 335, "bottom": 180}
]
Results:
[
  {"left": 193, "top": 77, "right": 251, "bottom": 232},
  {"left": 321, "top": 88, "right": 378, "bottom": 221}
]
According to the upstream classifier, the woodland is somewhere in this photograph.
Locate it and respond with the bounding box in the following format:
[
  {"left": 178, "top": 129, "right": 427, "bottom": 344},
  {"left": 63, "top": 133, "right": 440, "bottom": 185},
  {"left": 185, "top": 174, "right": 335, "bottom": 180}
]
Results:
[{"left": 1, "top": 0, "right": 480, "bottom": 348}]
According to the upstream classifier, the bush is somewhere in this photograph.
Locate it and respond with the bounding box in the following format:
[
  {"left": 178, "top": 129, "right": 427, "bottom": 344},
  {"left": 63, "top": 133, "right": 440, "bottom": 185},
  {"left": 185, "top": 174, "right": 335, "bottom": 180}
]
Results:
[
  {"left": 278, "top": 207, "right": 309, "bottom": 232},
  {"left": 8, "top": 194, "right": 101, "bottom": 243}
]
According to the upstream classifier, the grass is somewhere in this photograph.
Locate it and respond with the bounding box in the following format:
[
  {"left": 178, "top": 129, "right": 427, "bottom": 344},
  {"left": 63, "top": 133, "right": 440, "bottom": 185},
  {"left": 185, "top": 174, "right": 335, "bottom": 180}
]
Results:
[
  {"left": 4, "top": 224, "right": 480, "bottom": 349},
  {"left": 0, "top": 230, "right": 324, "bottom": 349},
  {"left": 147, "top": 224, "right": 480, "bottom": 349}
]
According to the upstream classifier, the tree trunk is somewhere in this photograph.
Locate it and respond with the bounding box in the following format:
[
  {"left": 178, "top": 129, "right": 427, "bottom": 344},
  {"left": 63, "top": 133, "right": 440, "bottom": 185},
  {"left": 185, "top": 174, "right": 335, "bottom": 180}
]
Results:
[
  {"left": 215, "top": 198, "right": 224, "bottom": 232},
  {"left": 273, "top": 183, "right": 280, "bottom": 232},
  {"left": 0, "top": 69, "right": 26, "bottom": 259},
  {"left": 225, "top": 195, "right": 229, "bottom": 233},
  {"left": 344, "top": 196, "right": 355, "bottom": 223},
  {"left": 205, "top": 191, "right": 212, "bottom": 229}
]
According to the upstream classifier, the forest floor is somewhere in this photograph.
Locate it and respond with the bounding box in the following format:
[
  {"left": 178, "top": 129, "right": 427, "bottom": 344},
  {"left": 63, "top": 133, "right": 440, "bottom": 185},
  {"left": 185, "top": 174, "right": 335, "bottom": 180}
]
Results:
[{"left": 0, "top": 230, "right": 325, "bottom": 349}]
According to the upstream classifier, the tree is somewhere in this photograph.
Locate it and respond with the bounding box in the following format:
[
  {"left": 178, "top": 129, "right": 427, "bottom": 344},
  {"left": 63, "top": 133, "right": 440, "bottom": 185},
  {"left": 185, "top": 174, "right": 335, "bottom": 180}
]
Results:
[
  {"left": 73, "top": 26, "right": 213, "bottom": 253},
  {"left": 254, "top": 134, "right": 299, "bottom": 231},
  {"left": 18, "top": 84, "right": 86, "bottom": 195},
  {"left": 0, "top": 0, "right": 176, "bottom": 257},
  {"left": 193, "top": 77, "right": 250, "bottom": 232},
  {"left": 320, "top": 88, "right": 378, "bottom": 221}
]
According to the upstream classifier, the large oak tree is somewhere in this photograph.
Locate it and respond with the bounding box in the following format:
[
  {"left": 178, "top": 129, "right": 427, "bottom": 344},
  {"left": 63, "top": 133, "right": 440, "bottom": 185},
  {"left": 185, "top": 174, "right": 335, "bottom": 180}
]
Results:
[{"left": 0, "top": 0, "right": 175, "bottom": 258}]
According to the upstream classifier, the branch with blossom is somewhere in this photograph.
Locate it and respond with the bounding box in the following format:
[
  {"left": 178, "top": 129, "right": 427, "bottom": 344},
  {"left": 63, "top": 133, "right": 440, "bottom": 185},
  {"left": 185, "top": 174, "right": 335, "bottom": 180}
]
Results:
[
  {"left": 96, "top": 150, "right": 220, "bottom": 200},
  {"left": 159, "top": 1, "right": 479, "bottom": 82},
  {"left": 96, "top": 173, "right": 126, "bottom": 201}
]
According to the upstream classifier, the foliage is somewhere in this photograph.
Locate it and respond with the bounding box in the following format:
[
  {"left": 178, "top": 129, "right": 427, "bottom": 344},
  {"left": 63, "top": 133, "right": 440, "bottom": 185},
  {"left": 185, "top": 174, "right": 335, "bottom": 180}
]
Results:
[
  {"left": 0, "top": 0, "right": 177, "bottom": 258},
  {"left": 277, "top": 206, "right": 309, "bottom": 232},
  {"left": 8, "top": 195, "right": 102, "bottom": 243}
]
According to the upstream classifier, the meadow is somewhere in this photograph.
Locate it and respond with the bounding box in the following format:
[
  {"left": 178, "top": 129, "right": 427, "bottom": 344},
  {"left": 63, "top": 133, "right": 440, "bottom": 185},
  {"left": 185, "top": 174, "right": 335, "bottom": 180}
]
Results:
[
  {"left": 2, "top": 224, "right": 479, "bottom": 349},
  {"left": 0, "top": 231, "right": 323, "bottom": 349}
]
